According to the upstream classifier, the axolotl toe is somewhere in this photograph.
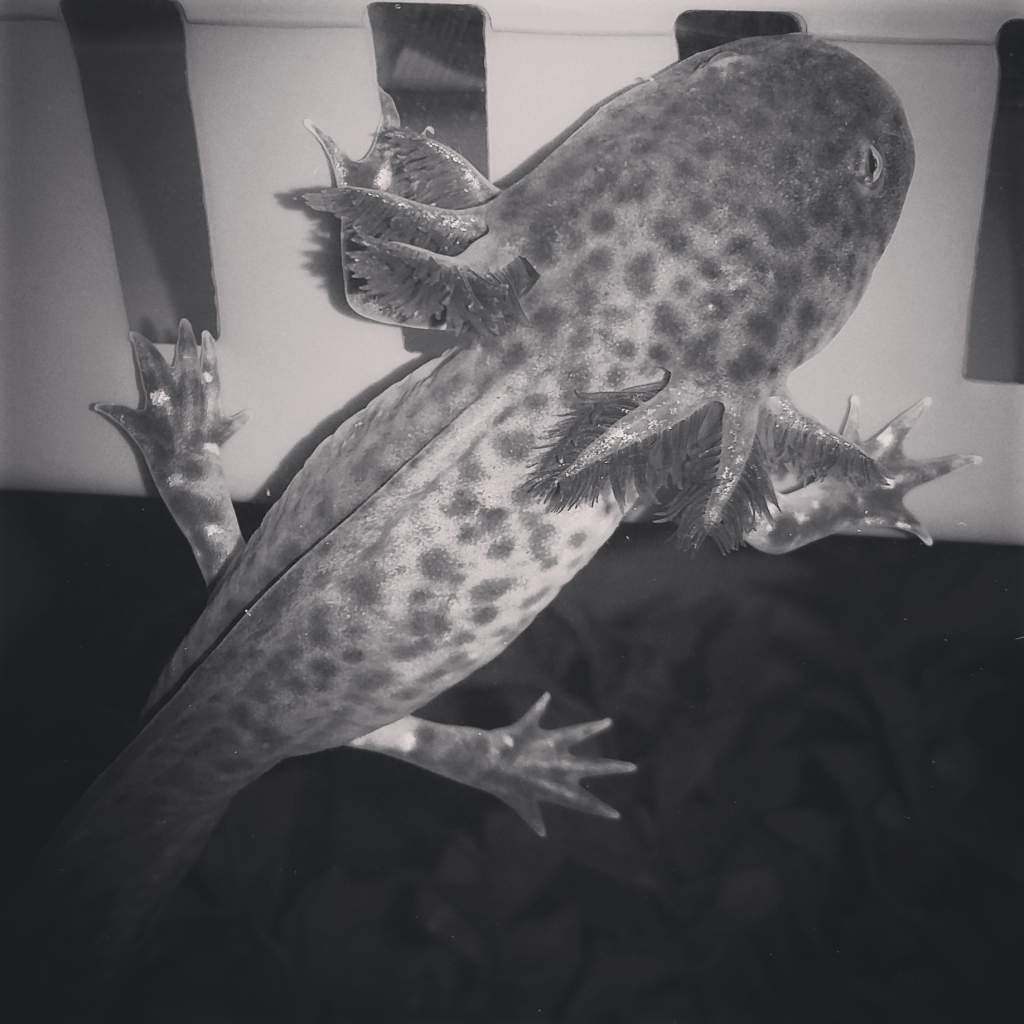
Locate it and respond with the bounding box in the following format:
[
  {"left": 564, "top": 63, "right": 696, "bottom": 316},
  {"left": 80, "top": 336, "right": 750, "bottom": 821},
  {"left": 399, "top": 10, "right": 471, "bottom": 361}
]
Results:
[{"left": 41, "top": 33, "right": 931, "bottom": 989}]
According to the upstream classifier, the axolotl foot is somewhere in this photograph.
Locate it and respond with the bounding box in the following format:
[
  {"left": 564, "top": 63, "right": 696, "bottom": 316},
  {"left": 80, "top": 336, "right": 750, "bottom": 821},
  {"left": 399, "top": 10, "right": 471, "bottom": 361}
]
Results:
[
  {"left": 352, "top": 693, "right": 637, "bottom": 837},
  {"left": 748, "top": 396, "right": 982, "bottom": 553},
  {"left": 93, "top": 319, "right": 247, "bottom": 470},
  {"left": 94, "top": 320, "right": 248, "bottom": 584}
]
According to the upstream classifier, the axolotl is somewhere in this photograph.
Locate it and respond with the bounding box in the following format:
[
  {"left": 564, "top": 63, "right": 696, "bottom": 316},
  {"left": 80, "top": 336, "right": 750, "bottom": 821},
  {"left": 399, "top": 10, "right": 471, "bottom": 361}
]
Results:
[{"left": 38, "top": 33, "right": 977, "bottom": 987}]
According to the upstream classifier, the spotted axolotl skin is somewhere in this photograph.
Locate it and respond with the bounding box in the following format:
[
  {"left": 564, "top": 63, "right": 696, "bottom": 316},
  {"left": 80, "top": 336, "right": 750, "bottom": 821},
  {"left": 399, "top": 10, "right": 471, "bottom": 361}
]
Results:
[{"left": 38, "top": 33, "right": 978, "bottom": 993}]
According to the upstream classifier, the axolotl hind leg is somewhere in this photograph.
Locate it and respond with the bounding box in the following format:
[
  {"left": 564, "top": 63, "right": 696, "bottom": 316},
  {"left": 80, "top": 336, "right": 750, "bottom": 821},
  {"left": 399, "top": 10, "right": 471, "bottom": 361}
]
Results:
[
  {"left": 748, "top": 396, "right": 982, "bottom": 553},
  {"left": 351, "top": 693, "right": 637, "bottom": 836}
]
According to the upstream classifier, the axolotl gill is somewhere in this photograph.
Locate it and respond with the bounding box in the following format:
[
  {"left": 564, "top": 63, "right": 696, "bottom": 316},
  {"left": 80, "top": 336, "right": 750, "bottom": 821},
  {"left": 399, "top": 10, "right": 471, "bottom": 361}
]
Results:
[{"left": 37, "top": 33, "right": 976, "bottom": 989}]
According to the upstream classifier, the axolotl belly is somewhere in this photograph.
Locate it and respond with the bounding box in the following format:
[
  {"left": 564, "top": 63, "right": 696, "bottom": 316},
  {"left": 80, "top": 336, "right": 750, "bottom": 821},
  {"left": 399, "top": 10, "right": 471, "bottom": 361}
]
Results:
[{"left": 41, "top": 33, "right": 924, "bottom": 987}]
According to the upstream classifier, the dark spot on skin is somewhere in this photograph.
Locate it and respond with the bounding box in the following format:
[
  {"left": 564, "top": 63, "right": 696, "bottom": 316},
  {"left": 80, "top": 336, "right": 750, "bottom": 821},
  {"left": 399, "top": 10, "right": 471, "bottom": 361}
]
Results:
[
  {"left": 524, "top": 392, "right": 549, "bottom": 410},
  {"left": 624, "top": 252, "right": 656, "bottom": 298},
  {"left": 478, "top": 507, "right": 508, "bottom": 532},
  {"left": 493, "top": 430, "right": 534, "bottom": 463},
  {"left": 350, "top": 573, "right": 381, "bottom": 607},
  {"left": 548, "top": 158, "right": 583, "bottom": 189},
  {"left": 528, "top": 220, "right": 557, "bottom": 265},
  {"left": 248, "top": 676, "right": 272, "bottom": 704},
  {"left": 843, "top": 252, "right": 857, "bottom": 277},
  {"left": 575, "top": 282, "right": 598, "bottom": 307},
  {"left": 341, "top": 647, "right": 365, "bottom": 664},
  {"left": 590, "top": 209, "right": 616, "bottom": 233},
  {"left": 392, "top": 639, "right": 435, "bottom": 661},
  {"left": 472, "top": 606, "right": 499, "bottom": 625},
  {"left": 409, "top": 608, "right": 450, "bottom": 637},
  {"left": 453, "top": 630, "right": 475, "bottom": 645},
  {"left": 230, "top": 702, "right": 254, "bottom": 729},
  {"left": 445, "top": 490, "right": 478, "bottom": 518},
  {"left": 695, "top": 137, "right": 716, "bottom": 159},
  {"left": 701, "top": 290, "right": 731, "bottom": 320},
  {"left": 583, "top": 246, "right": 613, "bottom": 271},
  {"left": 756, "top": 208, "right": 808, "bottom": 250},
  {"left": 182, "top": 460, "right": 206, "bottom": 482},
  {"left": 775, "top": 264, "right": 803, "bottom": 293},
  {"left": 567, "top": 327, "right": 590, "bottom": 350},
  {"left": 771, "top": 293, "right": 793, "bottom": 320},
  {"left": 533, "top": 304, "right": 564, "bottom": 331},
  {"left": 615, "top": 340, "right": 637, "bottom": 359},
  {"left": 685, "top": 331, "right": 720, "bottom": 371},
  {"left": 395, "top": 682, "right": 428, "bottom": 701},
  {"left": 605, "top": 367, "right": 626, "bottom": 388},
  {"left": 350, "top": 452, "right": 377, "bottom": 484},
  {"left": 677, "top": 158, "right": 695, "bottom": 177},
  {"left": 771, "top": 142, "right": 799, "bottom": 175},
  {"left": 354, "top": 667, "right": 396, "bottom": 689},
  {"left": 728, "top": 345, "right": 768, "bottom": 382},
  {"left": 632, "top": 135, "right": 657, "bottom": 156},
  {"left": 308, "top": 605, "right": 332, "bottom": 645},
  {"left": 652, "top": 215, "right": 689, "bottom": 255},
  {"left": 746, "top": 313, "right": 781, "bottom": 348},
  {"left": 650, "top": 341, "right": 669, "bottom": 362},
  {"left": 419, "top": 547, "right": 465, "bottom": 584},
  {"left": 493, "top": 407, "right": 515, "bottom": 426},
  {"left": 654, "top": 302, "right": 683, "bottom": 339},
  {"left": 809, "top": 193, "right": 839, "bottom": 226},
  {"left": 699, "top": 258, "right": 721, "bottom": 280},
  {"left": 529, "top": 523, "right": 557, "bottom": 565},
  {"left": 457, "top": 453, "right": 484, "bottom": 482},
  {"left": 725, "top": 235, "right": 753, "bottom": 257},
  {"left": 569, "top": 531, "right": 589, "bottom": 548},
  {"left": 266, "top": 650, "right": 292, "bottom": 676},
  {"left": 457, "top": 525, "right": 479, "bottom": 543},
  {"left": 797, "top": 299, "right": 822, "bottom": 332},
  {"left": 690, "top": 196, "right": 712, "bottom": 222},
  {"left": 308, "top": 655, "right": 337, "bottom": 678},
  {"left": 409, "top": 588, "right": 429, "bottom": 605},
  {"left": 422, "top": 666, "right": 452, "bottom": 684},
  {"left": 254, "top": 723, "right": 287, "bottom": 747},
  {"left": 487, "top": 539, "right": 515, "bottom": 560},
  {"left": 614, "top": 172, "right": 654, "bottom": 204},
  {"left": 283, "top": 674, "right": 309, "bottom": 695},
  {"left": 603, "top": 305, "right": 629, "bottom": 323},
  {"left": 521, "top": 587, "right": 554, "bottom": 609},
  {"left": 840, "top": 220, "right": 854, "bottom": 241},
  {"left": 812, "top": 246, "right": 832, "bottom": 277},
  {"left": 471, "top": 578, "right": 514, "bottom": 602},
  {"left": 673, "top": 277, "right": 691, "bottom": 296},
  {"left": 501, "top": 342, "right": 528, "bottom": 369}
]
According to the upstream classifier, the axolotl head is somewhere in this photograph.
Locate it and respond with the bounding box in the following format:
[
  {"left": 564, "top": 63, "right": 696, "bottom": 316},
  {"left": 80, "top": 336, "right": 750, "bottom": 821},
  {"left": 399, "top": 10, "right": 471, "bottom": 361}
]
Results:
[
  {"left": 529, "top": 34, "right": 916, "bottom": 546},
  {"left": 639, "top": 32, "right": 915, "bottom": 386}
]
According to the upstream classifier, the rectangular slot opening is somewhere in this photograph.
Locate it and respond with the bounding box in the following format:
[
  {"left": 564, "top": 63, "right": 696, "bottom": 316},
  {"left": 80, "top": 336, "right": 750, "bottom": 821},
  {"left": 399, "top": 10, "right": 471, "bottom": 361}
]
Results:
[
  {"left": 965, "top": 19, "right": 1023, "bottom": 383},
  {"left": 674, "top": 9, "right": 804, "bottom": 61},
  {"left": 63, "top": 0, "right": 217, "bottom": 343},
  {"left": 365, "top": 2, "right": 488, "bottom": 355}
]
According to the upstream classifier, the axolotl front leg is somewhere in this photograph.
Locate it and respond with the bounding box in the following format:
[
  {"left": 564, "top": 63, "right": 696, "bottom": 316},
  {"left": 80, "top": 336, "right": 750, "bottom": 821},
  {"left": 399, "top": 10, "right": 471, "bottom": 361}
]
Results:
[
  {"left": 96, "top": 321, "right": 635, "bottom": 834},
  {"left": 748, "top": 394, "right": 981, "bottom": 554}
]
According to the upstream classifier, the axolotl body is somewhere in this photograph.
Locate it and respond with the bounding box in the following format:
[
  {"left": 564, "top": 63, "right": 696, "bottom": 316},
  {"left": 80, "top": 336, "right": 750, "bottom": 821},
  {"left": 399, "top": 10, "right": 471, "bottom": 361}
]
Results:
[{"left": 40, "top": 33, "right": 975, "bottom": 986}]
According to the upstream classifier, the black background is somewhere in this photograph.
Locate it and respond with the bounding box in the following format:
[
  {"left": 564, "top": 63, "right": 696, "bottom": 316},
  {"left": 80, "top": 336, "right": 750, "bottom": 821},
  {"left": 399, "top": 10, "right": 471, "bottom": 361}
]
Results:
[{"left": 6, "top": 492, "right": 1022, "bottom": 1022}]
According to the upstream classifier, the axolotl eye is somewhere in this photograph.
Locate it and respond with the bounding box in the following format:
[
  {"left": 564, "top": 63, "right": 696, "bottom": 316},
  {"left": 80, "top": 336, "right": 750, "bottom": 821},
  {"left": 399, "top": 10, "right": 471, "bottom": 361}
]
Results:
[{"left": 857, "top": 143, "right": 885, "bottom": 189}]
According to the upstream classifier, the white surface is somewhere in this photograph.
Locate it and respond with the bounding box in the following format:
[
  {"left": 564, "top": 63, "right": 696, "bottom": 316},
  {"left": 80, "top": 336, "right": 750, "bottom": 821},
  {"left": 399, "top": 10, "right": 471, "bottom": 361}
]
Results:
[
  {"left": 0, "top": 20, "right": 140, "bottom": 495},
  {"left": 171, "top": 1, "right": 1019, "bottom": 43},
  {"left": 1, "top": 9, "right": 1020, "bottom": 542}
]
